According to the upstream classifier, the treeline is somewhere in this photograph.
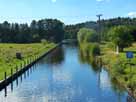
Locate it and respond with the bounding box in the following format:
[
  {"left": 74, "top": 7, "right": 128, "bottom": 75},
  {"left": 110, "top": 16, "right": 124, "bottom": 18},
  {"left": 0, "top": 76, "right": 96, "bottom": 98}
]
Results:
[
  {"left": 1, "top": 17, "right": 136, "bottom": 43},
  {"left": 0, "top": 19, "right": 64, "bottom": 43},
  {"left": 64, "top": 21, "right": 97, "bottom": 39},
  {"left": 65, "top": 17, "right": 136, "bottom": 40}
]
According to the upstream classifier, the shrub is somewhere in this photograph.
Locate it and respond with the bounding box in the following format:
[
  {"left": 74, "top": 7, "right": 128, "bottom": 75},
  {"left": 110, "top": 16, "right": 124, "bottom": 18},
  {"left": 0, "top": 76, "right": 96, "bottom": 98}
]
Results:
[{"left": 41, "top": 39, "right": 48, "bottom": 45}]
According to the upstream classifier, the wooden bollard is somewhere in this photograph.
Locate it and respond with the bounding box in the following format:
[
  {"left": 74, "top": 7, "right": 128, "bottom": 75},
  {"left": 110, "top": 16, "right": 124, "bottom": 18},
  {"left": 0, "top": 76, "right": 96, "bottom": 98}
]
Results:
[
  {"left": 4, "top": 72, "right": 7, "bottom": 85},
  {"left": 11, "top": 68, "right": 13, "bottom": 80}
]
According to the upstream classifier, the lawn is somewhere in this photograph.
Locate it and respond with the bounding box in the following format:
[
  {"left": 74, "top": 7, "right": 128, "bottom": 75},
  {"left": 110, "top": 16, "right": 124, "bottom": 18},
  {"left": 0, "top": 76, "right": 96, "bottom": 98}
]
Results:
[{"left": 0, "top": 43, "right": 56, "bottom": 81}]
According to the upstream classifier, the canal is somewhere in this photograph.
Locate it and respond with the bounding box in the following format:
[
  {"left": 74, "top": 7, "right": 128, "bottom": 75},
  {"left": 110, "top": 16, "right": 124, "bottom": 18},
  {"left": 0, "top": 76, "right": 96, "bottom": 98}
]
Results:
[{"left": 0, "top": 44, "right": 129, "bottom": 102}]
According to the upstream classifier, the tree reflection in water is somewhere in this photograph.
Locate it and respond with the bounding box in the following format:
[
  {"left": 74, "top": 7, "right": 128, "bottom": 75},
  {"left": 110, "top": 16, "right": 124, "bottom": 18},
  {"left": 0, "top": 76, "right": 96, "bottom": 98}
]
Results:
[
  {"left": 39, "top": 46, "right": 65, "bottom": 65},
  {"left": 78, "top": 46, "right": 128, "bottom": 100}
]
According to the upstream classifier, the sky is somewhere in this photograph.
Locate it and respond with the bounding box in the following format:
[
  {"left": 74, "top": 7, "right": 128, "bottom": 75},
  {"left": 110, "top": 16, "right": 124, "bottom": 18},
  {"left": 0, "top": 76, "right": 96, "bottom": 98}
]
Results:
[{"left": 0, "top": 0, "right": 136, "bottom": 24}]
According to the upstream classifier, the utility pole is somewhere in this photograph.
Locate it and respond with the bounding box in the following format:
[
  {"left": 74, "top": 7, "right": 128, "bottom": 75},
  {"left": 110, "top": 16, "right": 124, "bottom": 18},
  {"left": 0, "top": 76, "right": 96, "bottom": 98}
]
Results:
[{"left": 96, "top": 14, "right": 103, "bottom": 43}]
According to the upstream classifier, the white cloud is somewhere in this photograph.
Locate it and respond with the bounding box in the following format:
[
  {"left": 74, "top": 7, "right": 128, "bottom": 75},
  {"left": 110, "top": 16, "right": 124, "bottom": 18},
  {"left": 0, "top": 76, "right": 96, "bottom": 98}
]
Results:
[
  {"left": 128, "top": 12, "right": 136, "bottom": 17},
  {"left": 51, "top": 0, "right": 57, "bottom": 3}
]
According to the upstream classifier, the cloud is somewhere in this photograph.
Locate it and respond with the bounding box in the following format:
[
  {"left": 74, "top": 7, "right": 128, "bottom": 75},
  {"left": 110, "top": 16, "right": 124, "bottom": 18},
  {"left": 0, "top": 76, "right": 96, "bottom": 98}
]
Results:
[
  {"left": 128, "top": 12, "right": 136, "bottom": 17},
  {"left": 51, "top": 0, "right": 57, "bottom": 3}
]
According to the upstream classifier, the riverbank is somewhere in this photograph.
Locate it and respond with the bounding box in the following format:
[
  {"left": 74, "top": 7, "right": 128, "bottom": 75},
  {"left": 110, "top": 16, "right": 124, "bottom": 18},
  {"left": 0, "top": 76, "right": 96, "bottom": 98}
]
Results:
[
  {"left": 0, "top": 43, "right": 56, "bottom": 81},
  {"left": 100, "top": 42, "right": 136, "bottom": 99}
]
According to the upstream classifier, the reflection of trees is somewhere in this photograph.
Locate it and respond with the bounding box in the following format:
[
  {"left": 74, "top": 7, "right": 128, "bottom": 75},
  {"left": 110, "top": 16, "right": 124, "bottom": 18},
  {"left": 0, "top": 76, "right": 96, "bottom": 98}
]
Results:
[
  {"left": 78, "top": 47, "right": 102, "bottom": 73},
  {"left": 44, "top": 46, "right": 65, "bottom": 65},
  {"left": 78, "top": 45, "right": 127, "bottom": 99},
  {"left": 110, "top": 77, "right": 126, "bottom": 94},
  {"left": 110, "top": 77, "right": 126, "bottom": 102}
]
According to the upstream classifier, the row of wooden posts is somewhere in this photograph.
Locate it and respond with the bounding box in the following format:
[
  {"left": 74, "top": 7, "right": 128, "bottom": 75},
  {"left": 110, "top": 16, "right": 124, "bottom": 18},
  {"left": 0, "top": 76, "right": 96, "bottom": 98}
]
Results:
[
  {"left": 2, "top": 44, "right": 60, "bottom": 90},
  {"left": 4, "top": 54, "right": 41, "bottom": 83}
]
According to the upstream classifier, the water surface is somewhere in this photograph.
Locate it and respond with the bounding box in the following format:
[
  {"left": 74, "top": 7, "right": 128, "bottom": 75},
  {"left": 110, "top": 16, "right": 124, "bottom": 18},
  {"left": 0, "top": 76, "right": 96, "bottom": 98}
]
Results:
[{"left": 0, "top": 44, "right": 129, "bottom": 102}]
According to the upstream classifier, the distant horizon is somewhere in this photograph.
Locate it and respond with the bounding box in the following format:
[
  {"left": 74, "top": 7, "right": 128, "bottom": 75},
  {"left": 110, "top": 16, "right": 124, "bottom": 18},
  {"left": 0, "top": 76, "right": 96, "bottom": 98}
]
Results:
[{"left": 0, "top": 16, "right": 135, "bottom": 25}]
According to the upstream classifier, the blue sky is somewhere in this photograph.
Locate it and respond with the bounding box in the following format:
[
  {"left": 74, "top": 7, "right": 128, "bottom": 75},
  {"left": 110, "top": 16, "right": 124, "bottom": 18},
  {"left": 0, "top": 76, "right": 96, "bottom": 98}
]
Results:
[{"left": 0, "top": 0, "right": 136, "bottom": 24}]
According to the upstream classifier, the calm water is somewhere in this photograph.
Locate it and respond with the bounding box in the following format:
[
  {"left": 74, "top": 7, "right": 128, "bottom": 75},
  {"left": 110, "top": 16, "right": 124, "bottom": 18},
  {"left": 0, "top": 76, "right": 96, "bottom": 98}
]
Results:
[{"left": 0, "top": 44, "right": 129, "bottom": 102}]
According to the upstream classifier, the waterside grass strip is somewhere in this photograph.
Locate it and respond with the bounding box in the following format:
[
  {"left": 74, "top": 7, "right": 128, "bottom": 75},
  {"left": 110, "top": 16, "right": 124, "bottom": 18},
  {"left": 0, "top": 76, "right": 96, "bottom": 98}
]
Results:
[{"left": 0, "top": 43, "right": 61, "bottom": 90}]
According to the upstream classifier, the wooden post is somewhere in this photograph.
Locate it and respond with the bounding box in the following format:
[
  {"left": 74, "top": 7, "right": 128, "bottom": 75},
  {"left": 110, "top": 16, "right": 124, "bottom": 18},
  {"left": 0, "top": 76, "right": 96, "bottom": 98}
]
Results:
[
  {"left": 11, "top": 68, "right": 13, "bottom": 80},
  {"left": 4, "top": 72, "right": 7, "bottom": 82}
]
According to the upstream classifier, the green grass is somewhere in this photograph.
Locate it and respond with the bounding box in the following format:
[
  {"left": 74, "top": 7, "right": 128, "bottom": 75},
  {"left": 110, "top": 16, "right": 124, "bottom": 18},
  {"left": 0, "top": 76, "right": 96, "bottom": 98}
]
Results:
[
  {"left": 0, "top": 43, "right": 56, "bottom": 81},
  {"left": 100, "top": 42, "right": 136, "bottom": 97}
]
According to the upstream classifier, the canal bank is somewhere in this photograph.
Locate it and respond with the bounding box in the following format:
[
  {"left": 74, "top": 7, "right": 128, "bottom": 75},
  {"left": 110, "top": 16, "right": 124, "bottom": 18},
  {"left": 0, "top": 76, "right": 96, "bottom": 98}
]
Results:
[
  {"left": 0, "top": 44, "right": 130, "bottom": 102},
  {"left": 87, "top": 43, "right": 136, "bottom": 100},
  {"left": 0, "top": 43, "right": 61, "bottom": 91}
]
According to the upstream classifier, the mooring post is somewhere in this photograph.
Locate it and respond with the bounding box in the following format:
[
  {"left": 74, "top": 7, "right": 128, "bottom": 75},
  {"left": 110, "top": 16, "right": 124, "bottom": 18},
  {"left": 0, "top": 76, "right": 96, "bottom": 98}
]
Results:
[
  {"left": 4, "top": 72, "right": 7, "bottom": 85},
  {"left": 11, "top": 68, "right": 13, "bottom": 80},
  {"left": 29, "top": 58, "right": 31, "bottom": 64}
]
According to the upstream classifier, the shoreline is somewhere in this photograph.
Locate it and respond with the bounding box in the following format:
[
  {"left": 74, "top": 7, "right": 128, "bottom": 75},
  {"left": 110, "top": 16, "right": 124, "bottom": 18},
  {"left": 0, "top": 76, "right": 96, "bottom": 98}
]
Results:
[{"left": 0, "top": 43, "right": 61, "bottom": 90}]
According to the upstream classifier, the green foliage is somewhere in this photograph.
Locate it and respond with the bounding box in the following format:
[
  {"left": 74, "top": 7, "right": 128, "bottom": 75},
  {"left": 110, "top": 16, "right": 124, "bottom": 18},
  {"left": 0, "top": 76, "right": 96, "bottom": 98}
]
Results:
[
  {"left": 64, "top": 21, "right": 96, "bottom": 39},
  {"left": 108, "top": 25, "right": 133, "bottom": 51},
  {"left": 64, "top": 17, "right": 136, "bottom": 41},
  {"left": 0, "top": 19, "right": 64, "bottom": 43},
  {"left": 77, "top": 28, "right": 98, "bottom": 43},
  {"left": 106, "top": 42, "right": 115, "bottom": 50},
  {"left": 41, "top": 39, "right": 48, "bottom": 45},
  {"left": 80, "top": 43, "right": 100, "bottom": 57}
]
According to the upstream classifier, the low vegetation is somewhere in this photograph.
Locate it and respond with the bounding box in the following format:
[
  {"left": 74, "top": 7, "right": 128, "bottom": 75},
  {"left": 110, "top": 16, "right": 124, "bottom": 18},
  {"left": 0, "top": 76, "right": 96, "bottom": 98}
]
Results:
[
  {"left": 0, "top": 43, "right": 56, "bottom": 80},
  {"left": 77, "top": 26, "right": 136, "bottom": 98},
  {"left": 77, "top": 28, "right": 100, "bottom": 57},
  {"left": 101, "top": 42, "right": 136, "bottom": 97}
]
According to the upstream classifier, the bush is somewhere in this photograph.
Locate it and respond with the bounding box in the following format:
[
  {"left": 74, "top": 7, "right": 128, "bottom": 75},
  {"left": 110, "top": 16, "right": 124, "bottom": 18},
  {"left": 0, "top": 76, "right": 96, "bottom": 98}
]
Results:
[
  {"left": 87, "top": 43, "right": 100, "bottom": 57},
  {"left": 41, "top": 39, "right": 48, "bottom": 45},
  {"left": 80, "top": 43, "right": 100, "bottom": 57},
  {"left": 77, "top": 28, "right": 98, "bottom": 43}
]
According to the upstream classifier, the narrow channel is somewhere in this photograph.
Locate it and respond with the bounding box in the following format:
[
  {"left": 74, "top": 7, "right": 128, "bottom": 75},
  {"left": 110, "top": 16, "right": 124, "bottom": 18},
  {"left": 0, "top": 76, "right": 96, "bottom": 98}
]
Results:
[{"left": 0, "top": 44, "right": 129, "bottom": 102}]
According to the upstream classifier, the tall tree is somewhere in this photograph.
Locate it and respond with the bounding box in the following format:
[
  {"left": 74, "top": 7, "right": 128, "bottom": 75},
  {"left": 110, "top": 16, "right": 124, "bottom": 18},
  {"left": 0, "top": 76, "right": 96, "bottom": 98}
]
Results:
[{"left": 108, "top": 26, "right": 133, "bottom": 54}]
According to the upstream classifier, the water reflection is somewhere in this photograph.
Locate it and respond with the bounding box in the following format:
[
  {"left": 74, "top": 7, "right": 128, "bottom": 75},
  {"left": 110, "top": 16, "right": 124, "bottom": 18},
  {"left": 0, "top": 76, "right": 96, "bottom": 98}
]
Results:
[
  {"left": 4, "top": 87, "right": 7, "bottom": 97},
  {"left": 78, "top": 46, "right": 130, "bottom": 102},
  {"left": 78, "top": 47, "right": 102, "bottom": 73},
  {"left": 0, "top": 44, "right": 133, "bottom": 102},
  {"left": 39, "top": 46, "right": 65, "bottom": 65}
]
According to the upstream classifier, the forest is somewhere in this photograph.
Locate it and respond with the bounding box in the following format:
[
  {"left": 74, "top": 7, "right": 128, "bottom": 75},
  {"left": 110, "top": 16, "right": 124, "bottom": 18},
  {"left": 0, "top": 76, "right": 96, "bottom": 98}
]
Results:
[
  {"left": 0, "top": 17, "right": 136, "bottom": 44},
  {"left": 0, "top": 19, "right": 64, "bottom": 43}
]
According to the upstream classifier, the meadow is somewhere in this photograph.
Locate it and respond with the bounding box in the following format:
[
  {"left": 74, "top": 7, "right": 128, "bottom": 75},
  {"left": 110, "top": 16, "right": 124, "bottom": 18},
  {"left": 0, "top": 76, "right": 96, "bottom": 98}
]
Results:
[{"left": 0, "top": 43, "right": 56, "bottom": 80}]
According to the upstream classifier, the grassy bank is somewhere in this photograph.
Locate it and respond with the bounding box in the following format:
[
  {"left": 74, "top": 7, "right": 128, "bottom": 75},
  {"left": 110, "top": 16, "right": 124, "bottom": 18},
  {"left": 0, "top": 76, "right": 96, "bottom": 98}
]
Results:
[
  {"left": 100, "top": 42, "right": 136, "bottom": 98},
  {"left": 0, "top": 43, "right": 56, "bottom": 80}
]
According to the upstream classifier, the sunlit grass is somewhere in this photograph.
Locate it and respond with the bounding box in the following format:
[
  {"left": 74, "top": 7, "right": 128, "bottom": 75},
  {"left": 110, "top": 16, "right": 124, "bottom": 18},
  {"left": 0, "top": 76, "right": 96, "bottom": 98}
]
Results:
[
  {"left": 100, "top": 42, "right": 136, "bottom": 96},
  {"left": 0, "top": 43, "right": 56, "bottom": 80}
]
